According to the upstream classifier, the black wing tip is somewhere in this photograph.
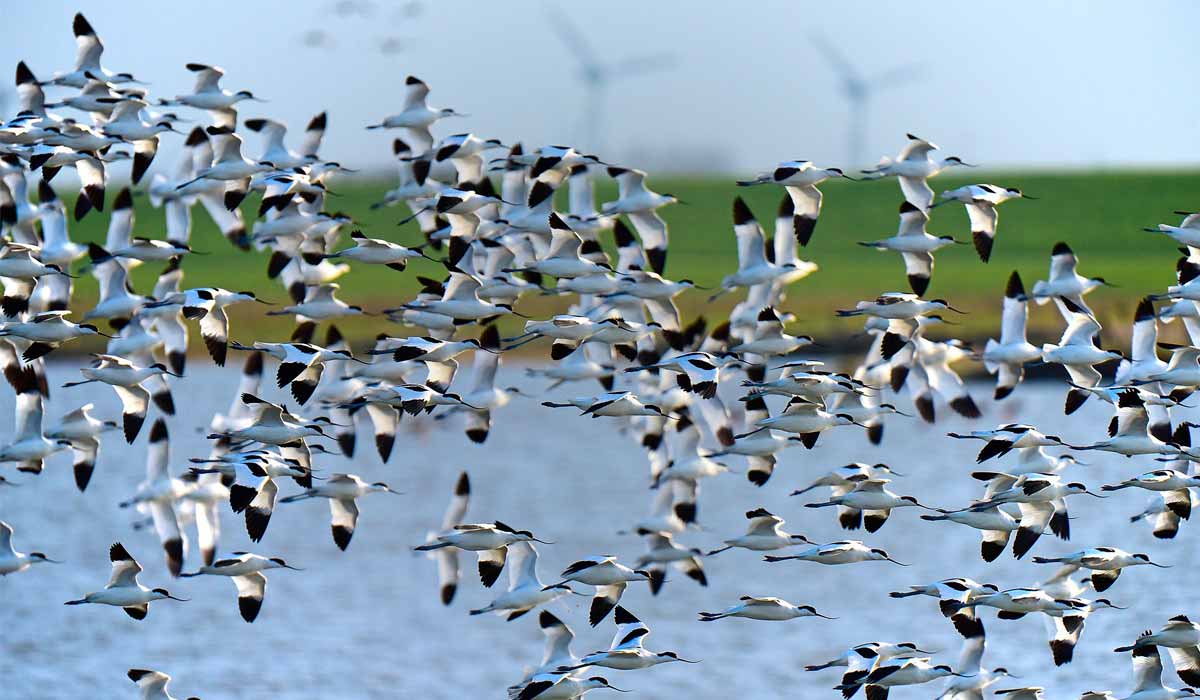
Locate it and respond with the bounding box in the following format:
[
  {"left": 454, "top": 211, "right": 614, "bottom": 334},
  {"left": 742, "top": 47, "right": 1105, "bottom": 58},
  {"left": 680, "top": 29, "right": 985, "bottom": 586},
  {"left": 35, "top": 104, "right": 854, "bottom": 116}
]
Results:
[
  {"left": 110, "top": 542, "right": 133, "bottom": 561},
  {"left": 73, "top": 13, "right": 96, "bottom": 37},
  {"left": 612, "top": 605, "right": 639, "bottom": 625},
  {"left": 732, "top": 196, "right": 754, "bottom": 225},
  {"left": 1135, "top": 296, "right": 1156, "bottom": 322},
  {"left": 113, "top": 187, "right": 133, "bottom": 210},
  {"left": 148, "top": 418, "right": 169, "bottom": 443},
  {"left": 1004, "top": 270, "right": 1025, "bottom": 297}
]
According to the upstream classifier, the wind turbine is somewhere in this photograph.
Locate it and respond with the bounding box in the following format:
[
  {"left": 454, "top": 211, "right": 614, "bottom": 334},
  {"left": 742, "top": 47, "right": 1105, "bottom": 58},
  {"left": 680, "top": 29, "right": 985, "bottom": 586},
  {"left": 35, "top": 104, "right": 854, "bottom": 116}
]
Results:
[
  {"left": 811, "top": 33, "right": 923, "bottom": 168},
  {"left": 545, "top": 6, "right": 676, "bottom": 154}
]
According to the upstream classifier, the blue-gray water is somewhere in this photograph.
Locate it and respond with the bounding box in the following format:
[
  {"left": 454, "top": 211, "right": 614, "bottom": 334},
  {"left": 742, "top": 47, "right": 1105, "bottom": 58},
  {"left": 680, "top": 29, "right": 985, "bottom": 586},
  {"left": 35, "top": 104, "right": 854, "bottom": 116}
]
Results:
[{"left": 1, "top": 363, "right": 1193, "bottom": 698}]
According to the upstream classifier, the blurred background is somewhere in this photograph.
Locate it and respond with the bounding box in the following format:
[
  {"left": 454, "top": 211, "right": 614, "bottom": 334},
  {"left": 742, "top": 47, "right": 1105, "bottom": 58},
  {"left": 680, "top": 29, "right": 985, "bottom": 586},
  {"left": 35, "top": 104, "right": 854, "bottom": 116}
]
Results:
[
  {"left": 8, "top": 0, "right": 1200, "bottom": 171},
  {"left": 3, "top": 0, "right": 1199, "bottom": 343},
  {"left": 4, "top": 4, "right": 1200, "bottom": 698}
]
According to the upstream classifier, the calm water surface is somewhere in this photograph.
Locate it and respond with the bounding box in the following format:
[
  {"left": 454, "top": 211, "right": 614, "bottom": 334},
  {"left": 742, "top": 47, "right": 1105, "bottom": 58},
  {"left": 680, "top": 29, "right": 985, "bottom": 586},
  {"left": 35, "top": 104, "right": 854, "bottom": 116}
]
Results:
[{"left": 0, "top": 364, "right": 1193, "bottom": 698}]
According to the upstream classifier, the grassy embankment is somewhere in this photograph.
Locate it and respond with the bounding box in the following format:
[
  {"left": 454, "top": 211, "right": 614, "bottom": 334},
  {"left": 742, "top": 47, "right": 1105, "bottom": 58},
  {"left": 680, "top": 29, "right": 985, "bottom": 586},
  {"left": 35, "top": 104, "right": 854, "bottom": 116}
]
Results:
[{"left": 51, "top": 169, "right": 1200, "bottom": 353}]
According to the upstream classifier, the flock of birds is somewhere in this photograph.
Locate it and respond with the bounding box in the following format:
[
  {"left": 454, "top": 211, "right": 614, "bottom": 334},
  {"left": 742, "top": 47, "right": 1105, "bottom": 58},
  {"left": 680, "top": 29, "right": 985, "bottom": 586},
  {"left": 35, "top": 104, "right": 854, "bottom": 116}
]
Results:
[{"left": 6, "top": 11, "right": 1200, "bottom": 700}]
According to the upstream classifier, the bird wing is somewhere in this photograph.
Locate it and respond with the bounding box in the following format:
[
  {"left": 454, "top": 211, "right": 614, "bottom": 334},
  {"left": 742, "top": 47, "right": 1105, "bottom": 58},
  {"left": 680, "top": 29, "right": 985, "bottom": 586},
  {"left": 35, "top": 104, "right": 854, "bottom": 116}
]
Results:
[
  {"left": 106, "top": 554, "right": 142, "bottom": 589},
  {"left": 1016, "top": 500, "right": 1054, "bottom": 533},
  {"left": 1048, "top": 248, "right": 1079, "bottom": 282},
  {"left": 897, "top": 137, "right": 937, "bottom": 161},
  {"left": 0, "top": 522, "right": 13, "bottom": 556},
  {"left": 1165, "top": 646, "right": 1200, "bottom": 688},
  {"left": 329, "top": 497, "right": 359, "bottom": 536},
  {"left": 898, "top": 176, "right": 934, "bottom": 212},
  {"left": 194, "top": 497, "right": 220, "bottom": 566},
  {"left": 999, "top": 291, "right": 1028, "bottom": 346},
  {"left": 189, "top": 63, "right": 225, "bottom": 94},
  {"left": 627, "top": 210, "right": 668, "bottom": 253},
  {"left": 12, "top": 391, "right": 44, "bottom": 443},
  {"left": 784, "top": 184, "right": 822, "bottom": 219},
  {"left": 896, "top": 205, "right": 929, "bottom": 237},
  {"left": 922, "top": 352, "right": 970, "bottom": 404},
  {"left": 746, "top": 513, "right": 785, "bottom": 536},
  {"left": 441, "top": 270, "right": 482, "bottom": 302},
  {"left": 611, "top": 611, "right": 650, "bottom": 651},
  {"left": 72, "top": 17, "right": 104, "bottom": 71},
  {"left": 901, "top": 251, "right": 933, "bottom": 281},
  {"left": 508, "top": 541, "right": 540, "bottom": 590},
  {"left": 232, "top": 571, "right": 267, "bottom": 609},
  {"left": 401, "top": 76, "right": 431, "bottom": 111},
  {"left": 298, "top": 112, "right": 327, "bottom": 158},
  {"left": 1115, "top": 398, "right": 1150, "bottom": 437},
  {"left": 734, "top": 217, "right": 768, "bottom": 272},
  {"left": 441, "top": 471, "right": 470, "bottom": 530},
  {"left": 546, "top": 227, "right": 583, "bottom": 260},
  {"left": 1132, "top": 645, "right": 1165, "bottom": 693},
  {"left": 1060, "top": 307, "right": 1102, "bottom": 346},
  {"left": 149, "top": 499, "right": 182, "bottom": 574}
]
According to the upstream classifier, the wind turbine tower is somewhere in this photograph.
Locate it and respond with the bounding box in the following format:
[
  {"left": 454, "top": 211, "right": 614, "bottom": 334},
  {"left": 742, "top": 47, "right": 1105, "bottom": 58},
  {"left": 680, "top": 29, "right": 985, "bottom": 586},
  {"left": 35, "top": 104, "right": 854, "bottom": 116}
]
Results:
[
  {"left": 811, "top": 33, "right": 923, "bottom": 167},
  {"left": 545, "top": 7, "right": 676, "bottom": 155}
]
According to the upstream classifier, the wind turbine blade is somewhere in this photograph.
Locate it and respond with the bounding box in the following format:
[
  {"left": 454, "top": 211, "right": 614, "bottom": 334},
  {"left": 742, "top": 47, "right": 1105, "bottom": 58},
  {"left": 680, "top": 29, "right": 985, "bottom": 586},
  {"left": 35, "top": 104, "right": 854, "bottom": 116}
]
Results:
[
  {"left": 606, "top": 53, "right": 677, "bottom": 79},
  {"left": 809, "top": 31, "right": 863, "bottom": 84},
  {"left": 543, "top": 4, "right": 601, "bottom": 70},
  {"left": 868, "top": 63, "right": 925, "bottom": 89}
]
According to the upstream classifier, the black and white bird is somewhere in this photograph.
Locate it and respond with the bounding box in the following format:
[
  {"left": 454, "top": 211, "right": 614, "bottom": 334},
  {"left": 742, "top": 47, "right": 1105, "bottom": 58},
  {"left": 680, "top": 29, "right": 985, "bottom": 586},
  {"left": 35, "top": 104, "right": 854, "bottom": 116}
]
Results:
[
  {"left": 545, "top": 556, "right": 651, "bottom": 626},
  {"left": 63, "top": 354, "right": 179, "bottom": 443},
  {"left": 858, "top": 201, "right": 962, "bottom": 296},
  {"left": 698, "top": 595, "right": 834, "bottom": 622},
  {"left": 180, "top": 552, "right": 301, "bottom": 622},
  {"left": 126, "top": 668, "right": 198, "bottom": 700},
  {"left": 737, "top": 160, "right": 850, "bottom": 246},
  {"left": 1032, "top": 547, "right": 1170, "bottom": 592},
  {"left": 64, "top": 542, "right": 187, "bottom": 619},
  {"left": 862, "top": 133, "right": 974, "bottom": 211},
  {"left": 415, "top": 520, "right": 551, "bottom": 588},
  {"left": 280, "top": 473, "right": 401, "bottom": 550},
  {"left": 981, "top": 272, "right": 1042, "bottom": 399},
  {"left": 119, "top": 420, "right": 184, "bottom": 577},
  {"left": 1106, "top": 642, "right": 1200, "bottom": 700},
  {"left": 1031, "top": 242, "right": 1111, "bottom": 318},
  {"left": 764, "top": 540, "right": 908, "bottom": 566},
  {"left": 934, "top": 184, "right": 1032, "bottom": 262},
  {"left": 557, "top": 606, "right": 698, "bottom": 672},
  {"left": 0, "top": 520, "right": 59, "bottom": 576}
]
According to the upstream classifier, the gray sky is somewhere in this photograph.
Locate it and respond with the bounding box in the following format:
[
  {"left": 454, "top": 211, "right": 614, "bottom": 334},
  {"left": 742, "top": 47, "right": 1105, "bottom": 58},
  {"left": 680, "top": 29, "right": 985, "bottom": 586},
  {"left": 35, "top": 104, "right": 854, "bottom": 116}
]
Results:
[{"left": 5, "top": 1, "right": 1200, "bottom": 174}]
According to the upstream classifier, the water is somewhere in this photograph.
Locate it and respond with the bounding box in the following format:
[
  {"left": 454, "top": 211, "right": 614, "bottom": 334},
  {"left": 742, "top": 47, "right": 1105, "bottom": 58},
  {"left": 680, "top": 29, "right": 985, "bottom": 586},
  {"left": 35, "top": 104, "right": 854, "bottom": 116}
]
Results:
[{"left": 0, "top": 364, "right": 1193, "bottom": 698}]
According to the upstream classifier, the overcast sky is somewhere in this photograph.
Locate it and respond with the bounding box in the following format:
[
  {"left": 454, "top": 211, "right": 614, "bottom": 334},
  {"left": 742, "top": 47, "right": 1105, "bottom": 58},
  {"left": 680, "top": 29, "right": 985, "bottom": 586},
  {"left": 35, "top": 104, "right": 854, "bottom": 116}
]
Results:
[{"left": 5, "top": 1, "right": 1200, "bottom": 174}]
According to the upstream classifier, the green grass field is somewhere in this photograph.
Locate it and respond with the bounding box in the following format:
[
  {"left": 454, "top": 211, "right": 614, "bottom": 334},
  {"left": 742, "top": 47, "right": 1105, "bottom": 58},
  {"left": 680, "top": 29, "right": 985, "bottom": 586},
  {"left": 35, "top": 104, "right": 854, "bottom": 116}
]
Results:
[{"left": 56, "top": 169, "right": 1200, "bottom": 349}]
